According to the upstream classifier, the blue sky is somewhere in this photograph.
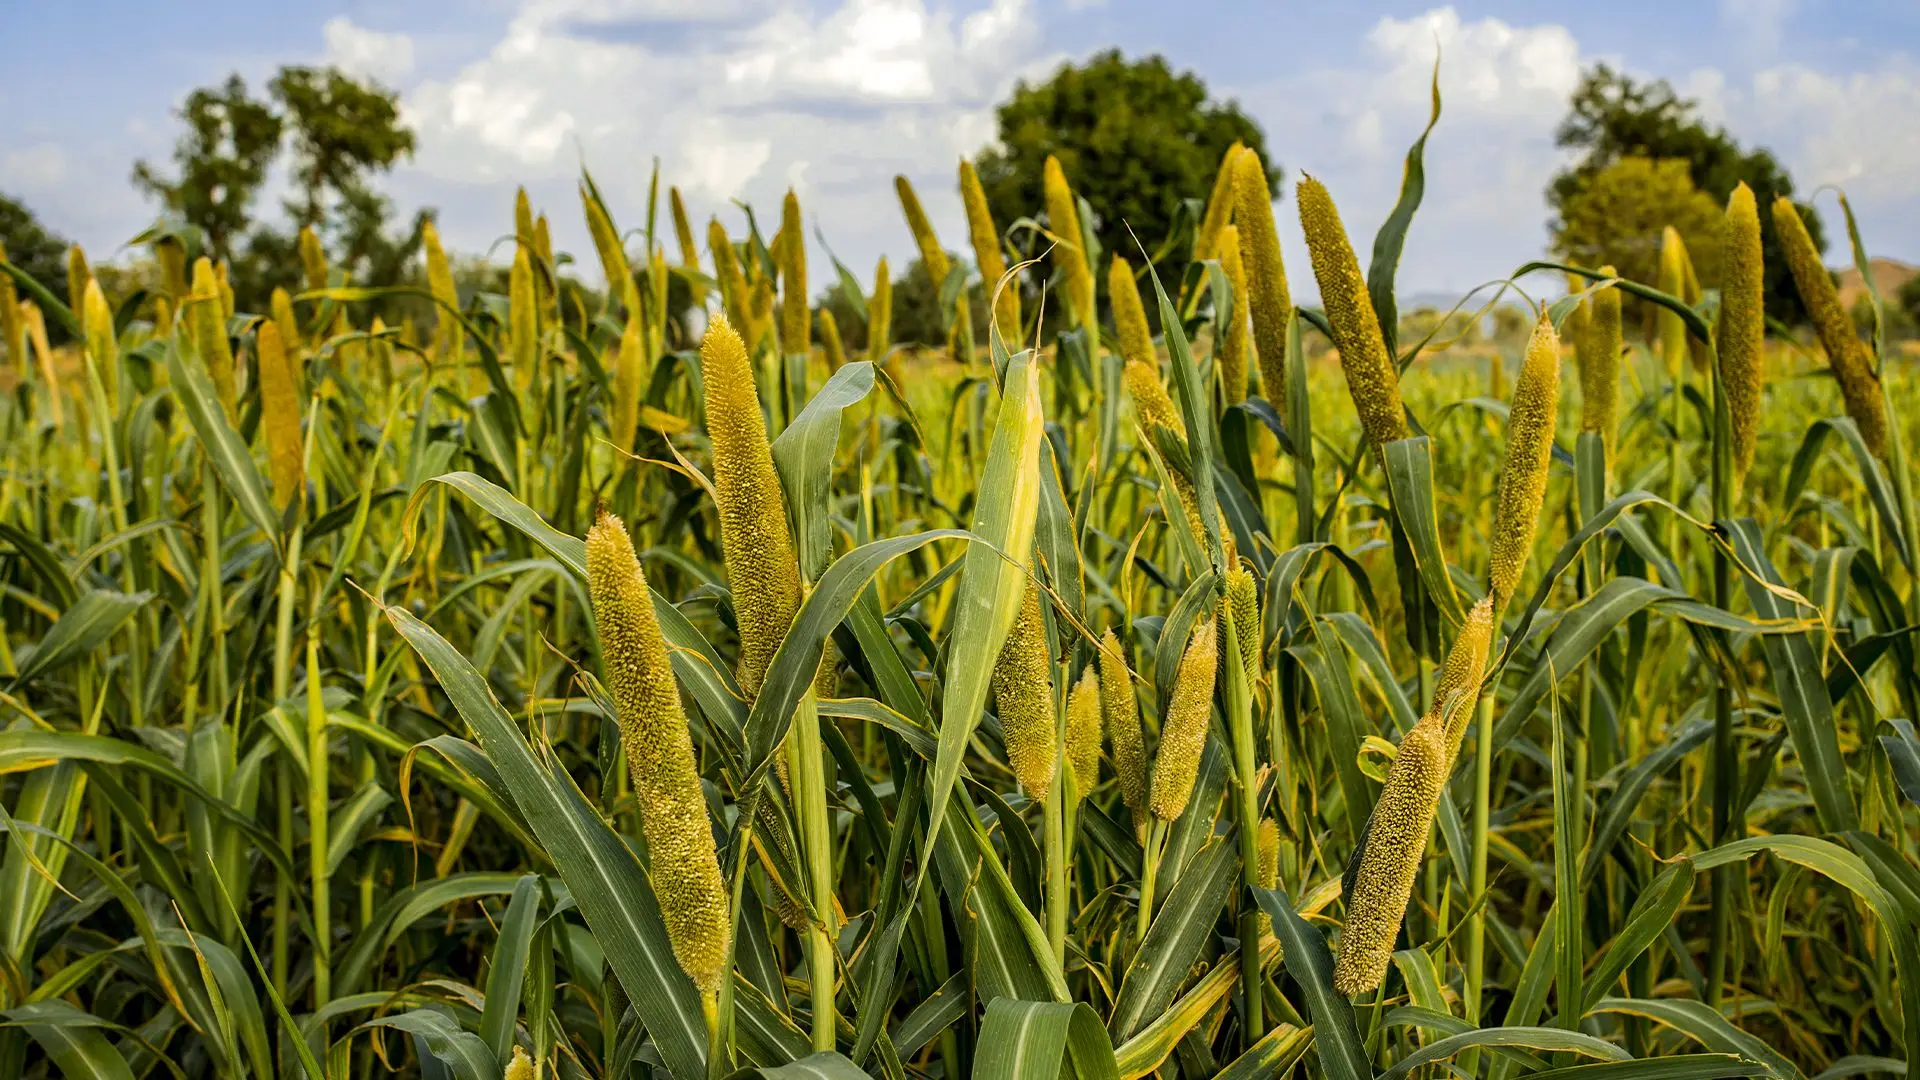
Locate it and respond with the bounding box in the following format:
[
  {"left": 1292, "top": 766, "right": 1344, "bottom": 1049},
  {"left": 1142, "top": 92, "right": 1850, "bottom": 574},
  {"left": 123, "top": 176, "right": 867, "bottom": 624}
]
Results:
[{"left": 4, "top": 1, "right": 1918, "bottom": 303}]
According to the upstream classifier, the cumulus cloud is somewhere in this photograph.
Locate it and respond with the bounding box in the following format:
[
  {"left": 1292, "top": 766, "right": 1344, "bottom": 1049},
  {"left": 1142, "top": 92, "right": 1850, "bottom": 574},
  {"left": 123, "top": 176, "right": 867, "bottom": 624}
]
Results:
[
  {"left": 1234, "top": 6, "right": 1585, "bottom": 301},
  {"left": 384, "top": 0, "right": 1053, "bottom": 286},
  {"left": 322, "top": 17, "right": 415, "bottom": 85},
  {"left": 0, "top": 143, "right": 69, "bottom": 190}
]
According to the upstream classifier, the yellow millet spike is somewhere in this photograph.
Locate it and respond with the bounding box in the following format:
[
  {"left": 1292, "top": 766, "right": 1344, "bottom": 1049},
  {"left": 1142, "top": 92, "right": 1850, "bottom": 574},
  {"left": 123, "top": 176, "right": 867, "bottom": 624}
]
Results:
[
  {"left": 422, "top": 219, "right": 462, "bottom": 366},
  {"left": 868, "top": 257, "right": 893, "bottom": 364},
  {"left": 1581, "top": 268, "right": 1621, "bottom": 455},
  {"left": 1488, "top": 313, "right": 1562, "bottom": 614},
  {"left": 709, "top": 218, "right": 752, "bottom": 338},
  {"left": 1232, "top": 151, "right": 1289, "bottom": 404},
  {"left": 509, "top": 247, "right": 537, "bottom": 392},
  {"left": 271, "top": 287, "right": 300, "bottom": 354},
  {"left": 1150, "top": 619, "right": 1219, "bottom": 822},
  {"left": 0, "top": 241, "right": 20, "bottom": 379},
  {"left": 1255, "top": 818, "right": 1280, "bottom": 889},
  {"left": 670, "top": 187, "right": 699, "bottom": 269},
  {"left": 1067, "top": 666, "right": 1103, "bottom": 797},
  {"left": 66, "top": 245, "right": 91, "bottom": 314},
  {"left": 1297, "top": 176, "right": 1408, "bottom": 450},
  {"left": 1216, "top": 224, "right": 1251, "bottom": 405},
  {"left": 297, "top": 226, "right": 327, "bottom": 292},
  {"left": 894, "top": 175, "right": 950, "bottom": 287},
  {"left": 748, "top": 276, "right": 775, "bottom": 358},
  {"left": 214, "top": 260, "right": 233, "bottom": 320},
  {"left": 534, "top": 213, "right": 556, "bottom": 316},
  {"left": 505, "top": 1045, "right": 534, "bottom": 1080},
  {"left": 701, "top": 315, "right": 803, "bottom": 699},
  {"left": 1099, "top": 629, "right": 1148, "bottom": 826},
  {"left": 818, "top": 309, "right": 846, "bottom": 371},
  {"left": 582, "top": 186, "right": 630, "bottom": 304},
  {"left": 1772, "top": 195, "right": 1888, "bottom": 461},
  {"left": 1124, "top": 360, "right": 1183, "bottom": 439},
  {"left": 1224, "top": 562, "right": 1261, "bottom": 686},
  {"left": 1193, "top": 143, "right": 1245, "bottom": 264},
  {"left": 587, "top": 512, "right": 731, "bottom": 993},
  {"left": 80, "top": 278, "right": 117, "bottom": 415},
  {"left": 256, "top": 321, "right": 304, "bottom": 511},
  {"left": 779, "top": 190, "right": 808, "bottom": 356},
  {"left": 961, "top": 160, "right": 1021, "bottom": 345},
  {"left": 993, "top": 581, "right": 1057, "bottom": 803},
  {"left": 1720, "top": 184, "right": 1764, "bottom": 490},
  {"left": 513, "top": 187, "right": 534, "bottom": 258},
  {"left": 1043, "top": 156, "right": 1095, "bottom": 331},
  {"left": 1656, "top": 227, "right": 1690, "bottom": 379},
  {"left": 1110, "top": 256, "right": 1155, "bottom": 370},
  {"left": 1334, "top": 719, "right": 1448, "bottom": 995},
  {"left": 188, "top": 258, "right": 237, "bottom": 417},
  {"left": 1435, "top": 597, "right": 1494, "bottom": 758},
  {"left": 610, "top": 303, "right": 645, "bottom": 452}
]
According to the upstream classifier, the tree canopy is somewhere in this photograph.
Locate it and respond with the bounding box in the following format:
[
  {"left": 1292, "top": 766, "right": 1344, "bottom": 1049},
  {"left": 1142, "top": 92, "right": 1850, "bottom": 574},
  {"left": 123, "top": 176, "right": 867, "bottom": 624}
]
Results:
[
  {"left": 1550, "top": 63, "right": 1821, "bottom": 324},
  {"left": 1554, "top": 156, "right": 1724, "bottom": 331},
  {"left": 133, "top": 64, "right": 422, "bottom": 312},
  {"left": 972, "top": 51, "right": 1276, "bottom": 282},
  {"left": 0, "top": 192, "right": 71, "bottom": 307}
]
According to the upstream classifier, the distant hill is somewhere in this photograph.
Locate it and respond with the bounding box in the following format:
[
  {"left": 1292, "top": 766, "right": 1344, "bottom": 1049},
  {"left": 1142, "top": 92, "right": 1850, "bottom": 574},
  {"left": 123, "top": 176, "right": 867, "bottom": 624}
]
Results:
[{"left": 1835, "top": 257, "right": 1915, "bottom": 311}]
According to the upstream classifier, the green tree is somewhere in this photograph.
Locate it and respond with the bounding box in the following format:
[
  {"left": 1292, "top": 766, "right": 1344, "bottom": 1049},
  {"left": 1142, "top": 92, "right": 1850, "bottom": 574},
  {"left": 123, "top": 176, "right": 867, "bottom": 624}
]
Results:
[
  {"left": 268, "top": 66, "right": 417, "bottom": 231},
  {"left": 0, "top": 192, "right": 71, "bottom": 308},
  {"left": 818, "top": 255, "right": 988, "bottom": 352},
  {"left": 1554, "top": 156, "right": 1724, "bottom": 333},
  {"left": 131, "top": 74, "right": 283, "bottom": 265},
  {"left": 1551, "top": 63, "right": 1821, "bottom": 323},
  {"left": 972, "top": 51, "right": 1276, "bottom": 279}
]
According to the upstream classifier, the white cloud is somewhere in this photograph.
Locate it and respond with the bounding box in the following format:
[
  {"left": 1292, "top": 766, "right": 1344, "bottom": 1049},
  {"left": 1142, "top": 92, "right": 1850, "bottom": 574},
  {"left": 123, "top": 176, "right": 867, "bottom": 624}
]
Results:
[
  {"left": 1236, "top": 7, "right": 1585, "bottom": 301},
  {"left": 0, "top": 143, "right": 68, "bottom": 189},
  {"left": 385, "top": 0, "right": 1052, "bottom": 286},
  {"left": 322, "top": 17, "right": 415, "bottom": 85}
]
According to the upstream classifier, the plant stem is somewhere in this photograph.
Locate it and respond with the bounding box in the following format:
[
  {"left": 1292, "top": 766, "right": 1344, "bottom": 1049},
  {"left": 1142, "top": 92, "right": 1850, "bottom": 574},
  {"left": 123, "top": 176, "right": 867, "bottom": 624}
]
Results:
[
  {"left": 787, "top": 691, "right": 837, "bottom": 1052},
  {"left": 1044, "top": 778, "right": 1067, "bottom": 966},
  {"left": 271, "top": 522, "right": 303, "bottom": 1000},
  {"left": 306, "top": 632, "right": 330, "bottom": 1010},
  {"left": 1136, "top": 818, "right": 1165, "bottom": 946}
]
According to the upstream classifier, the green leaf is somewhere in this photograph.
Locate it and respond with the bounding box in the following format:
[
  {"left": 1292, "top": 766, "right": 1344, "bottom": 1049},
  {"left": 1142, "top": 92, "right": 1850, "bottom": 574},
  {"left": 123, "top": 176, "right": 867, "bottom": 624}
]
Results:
[
  {"left": 1252, "top": 888, "right": 1370, "bottom": 1080},
  {"left": 773, "top": 360, "right": 874, "bottom": 579},
  {"left": 1588, "top": 999, "right": 1800, "bottom": 1080},
  {"left": 362, "top": 1009, "right": 500, "bottom": 1080},
  {"left": 925, "top": 349, "right": 1045, "bottom": 856},
  {"left": 975, "top": 998, "right": 1118, "bottom": 1080},
  {"left": 1380, "top": 1027, "right": 1629, "bottom": 1080},
  {"left": 1108, "top": 838, "right": 1236, "bottom": 1040},
  {"left": 1213, "top": 1023, "right": 1315, "bottom": 1080},
  {"left": 1382, "top": 436, "right": 1464, "bottom": 628},
  {"left": 1724, "top": 519, "right": 1859, "bottom": 833},
  {"left": 3, "top": 1000, "right": 137, "bottom": 1080},
  {"left": 8, "top": 587, "right": 151, "bottom": 688},
  {"left": 1508, "top": 1055, "right": 1773, "bottom": 1080},
  {"left": 479, "top": 874, "right": 541, "bottom": 1064},
  {"left": 1373, "top": 53, "right": 1442, "bottom": 362},
  {"left": 1879, "top": 719, "right": 1920, "bottom": 808},
  {"left": 729, "top": 1051, "right": 877, "bottom": 1080},
  {"left": 743, "top": 529, "right": 968, "bottom": 783},
  {"left": 1581, "top": 859, "right": 1693, "bottom": 1012},
  {"left": 166, "top": 336, "right": 280, "bottom": 543},
  {"left": 383, "top": 605, "right": 711, "bottom": 1080}
]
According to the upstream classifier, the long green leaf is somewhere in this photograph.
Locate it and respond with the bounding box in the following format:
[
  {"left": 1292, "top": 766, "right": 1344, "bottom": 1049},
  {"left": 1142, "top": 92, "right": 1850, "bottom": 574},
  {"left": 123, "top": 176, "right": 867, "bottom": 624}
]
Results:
[{"left": 383, "top": 605, "right": 710, "bottom": 1080}]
